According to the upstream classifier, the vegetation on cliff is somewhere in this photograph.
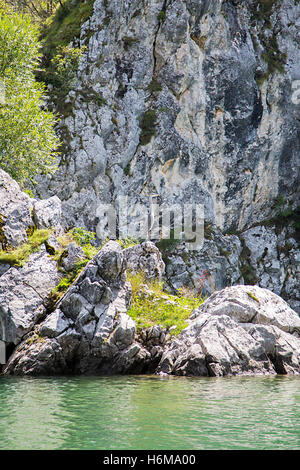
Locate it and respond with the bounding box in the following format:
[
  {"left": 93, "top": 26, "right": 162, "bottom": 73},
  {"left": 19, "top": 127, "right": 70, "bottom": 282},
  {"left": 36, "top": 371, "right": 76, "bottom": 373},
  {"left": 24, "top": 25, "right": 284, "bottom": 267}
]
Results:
[
  {"left": 127, "top": 271, "right": 204, "bottom": 336},
  {"left": 0, "top": 5, "right": 59, "bottom": 185},
  {"left": 0, "top": 229, "right": 51, "bottom": 266}
]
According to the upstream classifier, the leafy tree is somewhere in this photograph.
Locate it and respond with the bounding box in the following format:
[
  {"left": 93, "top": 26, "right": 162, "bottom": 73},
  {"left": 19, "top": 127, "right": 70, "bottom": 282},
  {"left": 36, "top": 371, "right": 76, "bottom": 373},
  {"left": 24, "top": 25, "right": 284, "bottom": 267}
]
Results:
[
  {"left": 1, "top": 1, "right": 64, "bottom": 22},
  {"left": 0, "top": 7, "right": 60, "bottom": 185}
]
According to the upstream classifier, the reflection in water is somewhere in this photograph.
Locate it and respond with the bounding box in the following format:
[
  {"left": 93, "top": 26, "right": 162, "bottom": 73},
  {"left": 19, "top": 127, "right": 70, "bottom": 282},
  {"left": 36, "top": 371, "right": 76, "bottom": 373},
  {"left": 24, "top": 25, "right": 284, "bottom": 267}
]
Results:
[{"left": 0, "top": 375, "right": 299, "bottom": 450}]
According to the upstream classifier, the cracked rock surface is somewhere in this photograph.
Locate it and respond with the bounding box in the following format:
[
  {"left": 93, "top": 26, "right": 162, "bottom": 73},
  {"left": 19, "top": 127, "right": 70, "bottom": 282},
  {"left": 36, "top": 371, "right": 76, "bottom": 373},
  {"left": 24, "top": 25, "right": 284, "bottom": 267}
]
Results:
[
  {"left": 3, "top": 241, "right": 167, "bottom": 375},
  {"left": 157, "top": 285, "right": 300, "bottom": 376},
  {"left": 34, "top": 0, "right": 300, "bottom": 311}
]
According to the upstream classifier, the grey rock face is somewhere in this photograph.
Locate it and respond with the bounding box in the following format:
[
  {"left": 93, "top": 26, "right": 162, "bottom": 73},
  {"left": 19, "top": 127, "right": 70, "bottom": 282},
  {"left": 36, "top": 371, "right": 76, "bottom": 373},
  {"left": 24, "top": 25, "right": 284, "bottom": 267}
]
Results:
[
  {"left": 0, "top": 170, "right": 65, "bottom": 345},
  {"left": 164, "top": 221, "right": 300, "bottom": 313},
  {"left": 60, "top": 242, "right": 85, "bottom": 272},
  {"left": 33, "top": 196, "right": 63, "bottom": 233},
  {"left": 33, "top": 0, "right": 299, "bottom": 309},
  {"left": 124, "top": 241, "right": 165, "bottom": 279},
  {"left": 0, "top": 169, "right": 63, "bottom": 252},
  {"left": 3, "top": 241, "right": 162, "bottom": 375},
  {"left": 157, "top": 285, "right": 300, "bottom": 377},
  {"left": 0, "top": 169, "right": 34, "bottom": 249},
  {"left": 240, "top": 224, "right": 300, "bottom": 313},
  {"left": 36, "top": 0, "right": 299, "bottom": 233},
  {"left": 164, "top": 225, "right": 242, "bottom": 295},
  {"left": 0, "top": 247, "right": 60, "bottom": 345}
]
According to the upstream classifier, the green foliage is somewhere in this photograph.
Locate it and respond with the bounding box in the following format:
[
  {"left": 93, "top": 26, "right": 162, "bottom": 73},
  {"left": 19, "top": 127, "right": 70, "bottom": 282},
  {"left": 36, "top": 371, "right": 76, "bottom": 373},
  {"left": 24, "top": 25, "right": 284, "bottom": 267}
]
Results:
[
  {"left": 127, "top": 272, "right": 204, "bottom": 336},
  {"left": 48, "top": 257, "right": 88, "bottom": 307},
  {"left": 148, "top": 77, "right": 162, "bottom": 93},
  {"left": 36, "top": 0, "right": 95, "bottom": 105},
  {"left": 69, "top": 226, "right": 100, "bottom": 259},
  {"left": 40, "top": 0, "right": 95, "bottom": 58},
  {"left": 0, "top": 8, "right": 59, "bottom": 185},
  {"left": 139, "top": 110, "right": 157, "bottom": 145},
  {"left": 48, "top": 227, "right": 101, "bottom": 308},
  {"left": 247, "top": 291, "right": 260, "bottom": 303},
  {"left": 47, "top": 45, "right": 86, "bottom": 99},
  {"left": 71, "top": 227, "right": 96, "bottom": 246},
  {"left": 0, "top": 229, "right": 51, "bottom": 266},
  {"left": 157, "top": 10, "right": 166, "bottom": 22},
  {"left": 115, "top": 237, "right": 139, "bottom": 249},
  {"left": 2, "top": 1, "right": 63, "bottom": 23},
  {"left": 124, "top": 162, "right": 131, "bottom": 176},
  {"left": 250, "top": 0, "right": 286, "bottom": 84},
  {"left": 156, "top": 228, "right": 181, "bottom": 256},
  {"left": 123, "top": 36, "right": 140, "bottom": 50}
]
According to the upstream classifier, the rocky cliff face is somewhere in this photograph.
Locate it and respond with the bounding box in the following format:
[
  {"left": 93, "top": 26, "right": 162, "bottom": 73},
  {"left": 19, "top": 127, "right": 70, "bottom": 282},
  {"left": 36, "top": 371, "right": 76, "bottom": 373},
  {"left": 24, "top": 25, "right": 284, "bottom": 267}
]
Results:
[
  {"left": 1, "top": 170, "right": 299, "bottom": 376},
  {"left": 34, "top": 0, "right": 299, "bottom": 309},
  {"left": 37, "top": 0, "right": 299, "bottom": 228}
]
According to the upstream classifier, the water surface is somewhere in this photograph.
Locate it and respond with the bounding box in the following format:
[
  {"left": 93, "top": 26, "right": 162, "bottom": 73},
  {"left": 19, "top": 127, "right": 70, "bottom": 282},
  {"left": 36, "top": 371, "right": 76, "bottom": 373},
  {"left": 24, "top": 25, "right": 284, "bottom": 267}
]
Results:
[{"left": 0, "top": 375, "right": 299, "bottom": 450}]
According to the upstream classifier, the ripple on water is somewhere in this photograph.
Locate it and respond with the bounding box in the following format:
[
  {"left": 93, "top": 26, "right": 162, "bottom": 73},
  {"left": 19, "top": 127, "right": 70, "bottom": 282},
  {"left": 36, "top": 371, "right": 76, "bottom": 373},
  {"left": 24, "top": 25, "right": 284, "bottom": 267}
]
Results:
[{"left": 0, "top": 375, "right": 299, "bottom": 450}]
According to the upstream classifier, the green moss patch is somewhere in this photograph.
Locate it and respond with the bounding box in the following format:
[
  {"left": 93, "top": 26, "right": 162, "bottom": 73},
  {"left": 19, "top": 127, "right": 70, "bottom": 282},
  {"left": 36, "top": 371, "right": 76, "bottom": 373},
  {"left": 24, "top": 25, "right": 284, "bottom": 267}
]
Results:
[
  {"left": 250, "top": 0, "right": 287, "bottom": 84},
  {"left": 0, "top": 229, "right": 52, "bottom": 267}
]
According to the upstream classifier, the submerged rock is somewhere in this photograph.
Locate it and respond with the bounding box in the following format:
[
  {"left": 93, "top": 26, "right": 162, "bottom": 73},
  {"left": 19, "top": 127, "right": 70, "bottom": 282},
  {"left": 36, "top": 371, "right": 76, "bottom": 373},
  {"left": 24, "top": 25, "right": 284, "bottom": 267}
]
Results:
[{"left": 157, "top": 285, "right": 300, "bottom": 377}]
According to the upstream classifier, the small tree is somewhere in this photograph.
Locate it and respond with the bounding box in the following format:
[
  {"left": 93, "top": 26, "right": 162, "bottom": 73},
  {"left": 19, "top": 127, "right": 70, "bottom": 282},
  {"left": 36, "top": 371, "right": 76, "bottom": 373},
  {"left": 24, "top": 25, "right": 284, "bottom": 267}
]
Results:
[{"left": 0, "top": 7, "right": 60, "bottom": 185}]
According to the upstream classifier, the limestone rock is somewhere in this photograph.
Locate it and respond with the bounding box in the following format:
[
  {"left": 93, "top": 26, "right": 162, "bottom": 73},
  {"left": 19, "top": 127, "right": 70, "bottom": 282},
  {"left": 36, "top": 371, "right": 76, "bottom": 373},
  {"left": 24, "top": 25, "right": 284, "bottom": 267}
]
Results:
[
  {"left": 60, "top": 242, "right": 85, "bottom": 272},
  {"left": 0, "top": 169, "right": 34, "bottom": 250},
  {"left": 124, "top": 241, "right": 165, "bottom": 279},
  {"left": 33, "top": 196, "right": 63, "bottom": 234},
  {"left": 157, "top": 285, "right": 300, "bottom": 377},
  {"left": 3, "top": 241, "right": 155, "bottom": 375},
  {"left": 0, "top": 247, "right": 60, "bottom": 345},
  {"left": 31, "top": 1, "right": 299, "bottom": 311}
]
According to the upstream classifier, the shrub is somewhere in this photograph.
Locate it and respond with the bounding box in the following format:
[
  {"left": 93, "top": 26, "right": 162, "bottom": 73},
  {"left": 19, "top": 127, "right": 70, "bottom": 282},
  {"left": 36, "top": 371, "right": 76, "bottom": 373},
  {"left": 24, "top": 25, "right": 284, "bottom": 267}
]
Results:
[
  {"left": 0, "top": 8, "right": 60, "bottom": 185},
  {"left": 139, "top": 110, "right": 157, "bottom": 145}
]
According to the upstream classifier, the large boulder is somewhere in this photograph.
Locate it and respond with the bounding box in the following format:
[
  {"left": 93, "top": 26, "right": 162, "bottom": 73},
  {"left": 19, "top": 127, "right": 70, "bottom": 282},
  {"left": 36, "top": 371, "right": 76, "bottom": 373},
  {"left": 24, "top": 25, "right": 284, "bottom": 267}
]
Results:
[
  {"left": 3, "top": 241, "right": 161, "bottom": 375},
  {"left": 157, "top": 285, "right": 300, "bottom": 377}
]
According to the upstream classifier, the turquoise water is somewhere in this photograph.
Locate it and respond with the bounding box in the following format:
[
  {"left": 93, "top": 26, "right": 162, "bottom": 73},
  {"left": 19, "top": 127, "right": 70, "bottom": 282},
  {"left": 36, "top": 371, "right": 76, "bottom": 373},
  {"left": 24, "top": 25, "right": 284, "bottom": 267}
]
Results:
[{"left": 0, "top": 375, "right": 299, "bottom": 450}]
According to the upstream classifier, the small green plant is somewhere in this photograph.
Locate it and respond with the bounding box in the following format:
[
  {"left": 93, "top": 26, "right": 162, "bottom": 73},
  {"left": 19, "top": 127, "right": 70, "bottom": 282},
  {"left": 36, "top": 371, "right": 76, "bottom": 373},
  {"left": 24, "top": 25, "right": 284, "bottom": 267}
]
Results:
[
  {"left": 247, "top": 291, "right": 260, "bottom": 303},
  {"left": 71, "top": 227, "right": 96, "bottom": 246},
  {"left": 139, "top": 110, "right": 157, "bottom": 145},
  {"left": 250, "top": 1, "right": 287, "bottom": 85},
  {"left": 123, "top": 36, "right": 140, "bottom": 50},
  {"left": 0, "top": 229, "right": 52, "bottom": 266},
  {"left": 40, "top": 0, "right": 96, "bottom": 58},
  {"left": 157, "top": 10, "right": 166, "bottom": 22},
  {"left": 148, "top": 78, "right": 162, "bottom": 93},
  {"left": 116, "top": 237, "right": 139, "bottom": 249},
  {"left": 48, "top": 45, "right": 87, "bottom": 98},
  {"left": 127, "top": 272, "right": 204, "bottom": 336},
  {"left": 26, "top": 332, "right": 45, "bottom": 345},
  {"left": 70, "top": 227, "right": 99, "bottom": 258}
]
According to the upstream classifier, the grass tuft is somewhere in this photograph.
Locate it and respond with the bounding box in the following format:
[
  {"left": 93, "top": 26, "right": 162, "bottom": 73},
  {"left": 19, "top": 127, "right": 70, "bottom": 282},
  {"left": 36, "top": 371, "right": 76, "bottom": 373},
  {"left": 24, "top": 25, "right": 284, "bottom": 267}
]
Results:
[{"left": 0, "top": 229, "right": 52, "bottom": 267}]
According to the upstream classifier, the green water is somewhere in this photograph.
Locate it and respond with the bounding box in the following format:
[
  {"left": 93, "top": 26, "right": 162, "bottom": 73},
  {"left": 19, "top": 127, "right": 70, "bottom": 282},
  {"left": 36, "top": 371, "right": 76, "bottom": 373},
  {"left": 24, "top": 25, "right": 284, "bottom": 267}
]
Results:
[{"left": 0, "top": 375, "right": 299, "bottom": 450}]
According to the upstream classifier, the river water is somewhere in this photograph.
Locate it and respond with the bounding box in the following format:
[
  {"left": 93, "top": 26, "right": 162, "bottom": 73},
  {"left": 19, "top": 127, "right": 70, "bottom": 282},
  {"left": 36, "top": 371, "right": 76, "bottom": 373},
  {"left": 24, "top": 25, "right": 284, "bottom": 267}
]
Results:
[{"left": 0, "top": 375, "right": 299, "bottom": 450}]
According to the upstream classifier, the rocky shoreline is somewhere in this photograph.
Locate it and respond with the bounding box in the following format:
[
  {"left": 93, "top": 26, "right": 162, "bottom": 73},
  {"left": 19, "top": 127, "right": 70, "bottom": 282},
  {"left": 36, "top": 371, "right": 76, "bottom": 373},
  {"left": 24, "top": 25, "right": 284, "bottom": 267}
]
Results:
[{"left": 0, "top": 170, "right": 299, "bottom": 377}]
